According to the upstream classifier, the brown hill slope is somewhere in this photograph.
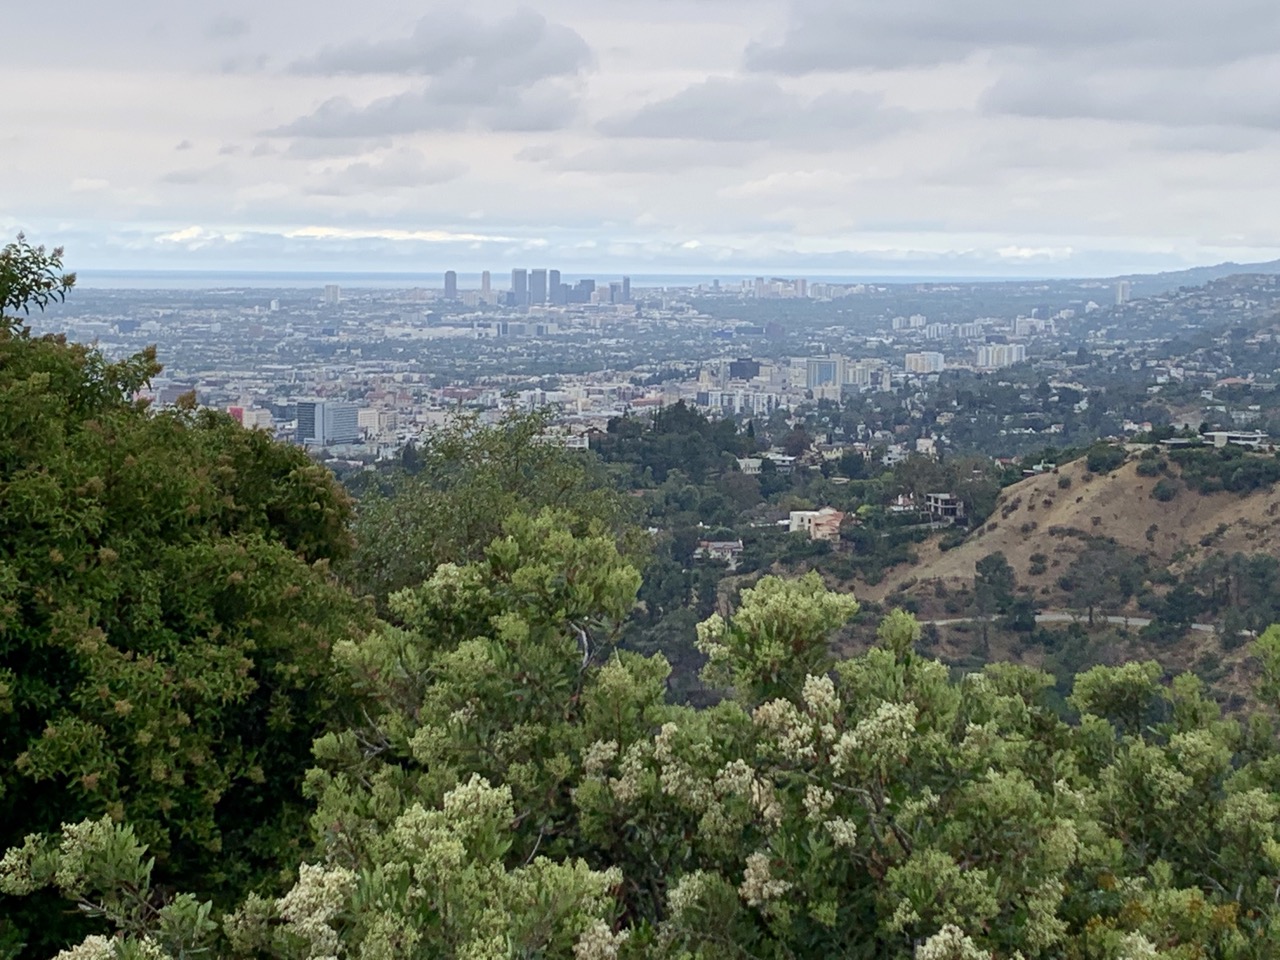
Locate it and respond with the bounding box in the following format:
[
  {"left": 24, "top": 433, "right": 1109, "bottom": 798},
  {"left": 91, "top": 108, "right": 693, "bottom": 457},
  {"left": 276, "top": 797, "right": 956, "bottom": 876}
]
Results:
[{"left": 864, "top": 454, "right": 1280, "bottom": 602}]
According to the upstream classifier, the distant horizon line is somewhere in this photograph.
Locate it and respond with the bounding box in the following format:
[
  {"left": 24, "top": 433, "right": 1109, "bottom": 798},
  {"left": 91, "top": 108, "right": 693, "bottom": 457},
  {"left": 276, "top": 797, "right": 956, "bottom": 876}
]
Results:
[
  {"left": 62, "top": 255, "right": 1280, "bottom": 291},
  {"left": 71, "top": 267, "right": 1111, "bottom": 289}
]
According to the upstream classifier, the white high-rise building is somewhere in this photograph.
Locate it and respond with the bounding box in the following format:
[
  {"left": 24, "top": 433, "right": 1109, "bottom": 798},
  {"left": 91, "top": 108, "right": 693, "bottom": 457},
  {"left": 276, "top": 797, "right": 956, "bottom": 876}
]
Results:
[
  {"left": 296, "top": 401, "right": 360, "bottom": 446},
  {"left": 905, "top": 352, "right": 945, "bottom": 374},
  {"left": 975, "top": 344, "right": 1027, "bottom": 369}
]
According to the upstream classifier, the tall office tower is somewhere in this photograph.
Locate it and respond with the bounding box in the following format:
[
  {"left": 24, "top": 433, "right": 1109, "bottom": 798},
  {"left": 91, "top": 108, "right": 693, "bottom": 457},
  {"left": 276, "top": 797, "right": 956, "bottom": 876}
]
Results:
[
  {"left": 621, "top": 276, "right": 631, "bottom": 302},
  {"left": 549, "top": 269, "right": 561, "bottom": 297},
  {"left": 481, "top": 270, "right": 491, "bottom": 296},
  {"left": 511, "top": 268, "right": 528, "bottom": 306},
  {"left": 573, "top": 279, "right": 595, "bottom": 303},
  {"left": 444, "top": 270, "right": 458, "bottom": 300},
  {"left": 530, "top": 268, "right": 548, "bottom": 305},
  {"left": 795, "top": 278, "right": 808, "bottom": 298},
  {"left": 295, "top": 401, "right": 360, "bottom": 446},
  {"left": 1115, "top": 280, "right": 1132, "bottom": 305},
  {"left": 323, "top": 284, "right": 341, "bottom": 305},
  {"left": 608, "top": 281, "right": 623, "bottom": 304},
  {"left": 805, "top": 356, "right": 846, "bottom": 390},
  {"left": 754, "top": 277, "right": 766, "bottom": 298}
]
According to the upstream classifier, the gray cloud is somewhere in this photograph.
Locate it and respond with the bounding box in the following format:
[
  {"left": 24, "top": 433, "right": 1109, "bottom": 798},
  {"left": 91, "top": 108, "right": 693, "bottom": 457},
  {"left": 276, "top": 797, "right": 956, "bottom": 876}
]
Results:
[
  {"left": 220, "top": 53, "right": 270, "bottom": 74},
  {"left": 983, "top": 61, "right": 1280, "bottom": 130},
  {"left": 746, "top": 0, "right": 1280, "bottom": 73},
  {"left": 274, "top": 82, "right": 579, "bottom": 137},
  {"left": 290, "top": 7, "right": 591, "bottom": 85},
  {"left": 307, "top": 149, "right": 466, "bottom": 196},
  {"left": 529, "top": 140, "right": 768, "bottom": 173},
  {"left": 598, "top": 77, "right": 909, "bottom": 144},
  {"left": 160, "top": 165, "right": 234, "bottom": 186},
  {"left": 205, "top": 15, "right": 250, "bottom": 42},
  {"left": 276, "top": 7, "right": 591, "bottom": 138}
]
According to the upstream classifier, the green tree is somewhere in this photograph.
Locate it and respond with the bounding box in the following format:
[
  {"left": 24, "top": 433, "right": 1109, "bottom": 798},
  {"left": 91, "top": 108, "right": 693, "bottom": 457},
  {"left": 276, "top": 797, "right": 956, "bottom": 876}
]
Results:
[
  {"left": 345, "top": 410, "right": 638, "bottom": 611},
  {"left": 0, "top": 235, "right": 75, "bottom": 326},
  {"left": 974, "top": 552, "right": 1016, "bottom": 653},
  {"left": 1, "top": 243, "right": 367, "bottom": 957}
]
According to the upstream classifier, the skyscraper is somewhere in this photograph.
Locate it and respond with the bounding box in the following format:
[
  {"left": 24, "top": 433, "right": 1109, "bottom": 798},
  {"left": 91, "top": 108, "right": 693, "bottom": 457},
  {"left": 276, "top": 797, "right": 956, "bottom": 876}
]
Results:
[
  {"left": 481, "top": 271, "right": 491, "bottom": 296},
  {"left": 621, "top": 276, "right": 631, "bottom": 303},
  {"left": 444, "top": 270, "right": 457, "bottom": 300},
  {"left": 511, "top": 268, "right": 528, "bottom": 306},
  {"left": 530, "top": 268, "right": 548, "bottom": 305},
  {"left": 296, "top": 401, "right": 360, "bottom": 446},
  {"left": 549, "top": 269, "right": 562, "bottom": 305},
  {"left": 609, "top": 281, "right": 623, "bottom": 304},
  {"left": 323, "top": 284, "right": 341, "bottom": 305},
  {"left": 806, "top": 356, "right": 845, "bottom": 390}
]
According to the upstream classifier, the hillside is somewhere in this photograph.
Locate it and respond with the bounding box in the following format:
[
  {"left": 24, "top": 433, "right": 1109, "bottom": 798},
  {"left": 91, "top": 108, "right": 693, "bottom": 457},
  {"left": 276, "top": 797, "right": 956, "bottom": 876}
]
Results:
[
  {"left": 865, "top": 452, "right": 1280, "bottom": 604},
  {"left": 1119, "top": 260, "right": 1280, "bottom": 296}
]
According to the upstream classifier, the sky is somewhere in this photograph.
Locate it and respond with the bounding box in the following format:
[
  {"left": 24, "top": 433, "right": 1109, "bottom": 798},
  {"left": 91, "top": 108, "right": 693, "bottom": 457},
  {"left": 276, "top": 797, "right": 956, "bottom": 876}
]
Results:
[{"left": 5, "top": 0, "right": 1280, "bottom": 279}]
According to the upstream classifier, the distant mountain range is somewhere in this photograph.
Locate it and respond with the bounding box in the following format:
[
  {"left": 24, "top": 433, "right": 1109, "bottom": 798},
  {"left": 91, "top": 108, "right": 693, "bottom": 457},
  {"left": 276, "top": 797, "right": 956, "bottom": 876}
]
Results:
[{"left": 1119, "top": 258, "right": 1280, "bottom": 296}]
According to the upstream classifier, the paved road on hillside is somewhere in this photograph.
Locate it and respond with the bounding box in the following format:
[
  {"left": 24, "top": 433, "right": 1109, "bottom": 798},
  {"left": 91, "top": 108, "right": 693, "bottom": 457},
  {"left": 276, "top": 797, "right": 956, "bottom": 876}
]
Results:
[{"left": 923, "top": 612, "right": 1222, "bottom": 634}]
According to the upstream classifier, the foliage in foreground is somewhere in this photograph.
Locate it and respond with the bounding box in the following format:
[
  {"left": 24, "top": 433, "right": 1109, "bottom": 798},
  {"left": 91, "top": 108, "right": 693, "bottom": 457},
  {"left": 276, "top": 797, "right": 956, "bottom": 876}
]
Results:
[
  {"left": 9, "top": 509, "right": 1280, "bottom": 958},
  {"left": 0, "top": 259, "right": 368, "bottom": 956},
  {"left": 9, "top": 234, "right": 1280, "bottom": 960}
]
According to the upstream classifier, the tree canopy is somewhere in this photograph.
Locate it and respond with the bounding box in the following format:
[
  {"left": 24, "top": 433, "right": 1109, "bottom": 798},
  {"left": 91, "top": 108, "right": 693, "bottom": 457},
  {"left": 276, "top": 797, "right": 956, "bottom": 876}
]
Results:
[
  {"left": 9, "top": 238, "right": 1280, "bottom": 960},
  {"left": 0, "top": 244, "right": 367, "bottom": 956}
]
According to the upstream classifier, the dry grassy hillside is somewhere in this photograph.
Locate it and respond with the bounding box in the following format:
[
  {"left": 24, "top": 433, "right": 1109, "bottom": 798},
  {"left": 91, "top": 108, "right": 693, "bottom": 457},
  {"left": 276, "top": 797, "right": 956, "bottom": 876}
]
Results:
[{"left": 864, "top": 453, "right": 1280, "bottom": 603}]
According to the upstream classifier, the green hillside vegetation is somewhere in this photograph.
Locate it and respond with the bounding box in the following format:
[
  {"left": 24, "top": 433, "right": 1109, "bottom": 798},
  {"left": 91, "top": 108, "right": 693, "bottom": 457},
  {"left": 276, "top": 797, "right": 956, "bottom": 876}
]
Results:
[{"left": 11, "top": 239, "right": 1280, "bottom": 958}]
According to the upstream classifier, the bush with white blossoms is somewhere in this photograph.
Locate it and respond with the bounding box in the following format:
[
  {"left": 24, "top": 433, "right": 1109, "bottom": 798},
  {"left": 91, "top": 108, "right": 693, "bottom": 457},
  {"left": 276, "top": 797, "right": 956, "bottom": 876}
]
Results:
[{"left": 9, "top": 523, "right": 1280, "bottom": 959}]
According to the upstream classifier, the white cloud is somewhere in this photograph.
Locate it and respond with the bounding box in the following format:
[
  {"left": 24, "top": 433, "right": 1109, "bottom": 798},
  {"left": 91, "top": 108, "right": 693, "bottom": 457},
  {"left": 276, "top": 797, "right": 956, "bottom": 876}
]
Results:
[{"left": 3, "top": 0, "right": 1280, "bottom": 275}]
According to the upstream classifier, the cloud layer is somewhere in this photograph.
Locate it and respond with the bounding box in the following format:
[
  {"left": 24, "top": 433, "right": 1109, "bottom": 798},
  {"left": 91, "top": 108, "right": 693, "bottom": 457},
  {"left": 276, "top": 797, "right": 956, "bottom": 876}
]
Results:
[{"left": 2, "top": 0, "right": 1280, "bottom": 275}]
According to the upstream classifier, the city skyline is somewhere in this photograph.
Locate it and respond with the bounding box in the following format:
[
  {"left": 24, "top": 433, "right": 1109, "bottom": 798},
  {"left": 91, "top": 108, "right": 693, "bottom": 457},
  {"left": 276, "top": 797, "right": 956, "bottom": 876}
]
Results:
[{"left": 5, "top": 0, "right": 1280, "bottom": 277}]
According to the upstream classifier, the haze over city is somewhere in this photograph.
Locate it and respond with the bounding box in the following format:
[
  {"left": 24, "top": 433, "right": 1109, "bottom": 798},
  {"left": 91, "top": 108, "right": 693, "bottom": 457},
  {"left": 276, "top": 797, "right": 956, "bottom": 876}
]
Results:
[{"left": 6, "top": 0, "right": 1280, "bottom": 278}]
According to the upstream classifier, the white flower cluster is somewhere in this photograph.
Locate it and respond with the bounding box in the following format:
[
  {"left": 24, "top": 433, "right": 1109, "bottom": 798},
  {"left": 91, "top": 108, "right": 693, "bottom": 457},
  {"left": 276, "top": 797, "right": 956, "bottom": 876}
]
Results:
[
  {"left": 823, "top": 817, "right": 858, "bottom": 849},
  {"left": 804, "top": 785, "right": 834, "bottom": 821},
  {"left": 738, "top": 851, "right": 792, "bottom": 908},
  {"left": 652, "top": 726, "right": 712, "bottom": 809},
  {"left": 54, "top": 817, "right": 118, "bottom": 897},
  {"left": 1117, "top": 933, "right": 1162, "bottom": 960},
  {"left": 915, "top": 924, "right": 992, "bottom": 960},
  {"left": 583, "top": 739, "right": 620, "bottom": 779},
  {"left": 442, "top": 773, "right": 515, "bottom": 828},
  {"left": 802, "top": 674, "right": 841, "bottom": 720},
  {"left": 752, "top": 698, "right": 817, "bottom": 762},
  {"left": 447, "top": 702, "right": 477, "bottom": 728},
  {"left": 50, "top": 936, "right": 115, "bottom": 960},
  {"left": 693, "top": 614, "right": 727, "bottom": 656},
  {"left": 390, "top": 804, "right": 467, "bottom": 875},
  {"left": 710, "top": 759, "right": 782, "bottom": 826},
  {"left": 609, "top": 742, "right": 649, "bottom": 804},
  {"left": 750, "top": 779, "right": 783, "bottom": 827},
  {"left": 275, "top": 863, "right": 358, "bottom": 960},
  {"left": 572, "top": 919, "right": 630, "bottom": 960},
  {"left": 714, "top": 759, "right": 754, "bottom": 795},
  {"left": 666, "top": 870, "right": 716, "bottom": 922},
  {"left": 0, "top": 833, "right": 41, "bottom": 896},
  {"left": 832, "top": 702, "right": 918, "bottom": 776}
]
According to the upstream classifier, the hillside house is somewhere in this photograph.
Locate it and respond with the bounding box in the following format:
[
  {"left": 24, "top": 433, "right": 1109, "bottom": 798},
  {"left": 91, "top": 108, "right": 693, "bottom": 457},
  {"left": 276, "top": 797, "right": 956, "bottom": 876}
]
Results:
[
  {"left": 789, "top": 507, "right": 846, "bottom": 542},
  {"left": 926, "top": 493, "right": 965, "bottom": 523}
]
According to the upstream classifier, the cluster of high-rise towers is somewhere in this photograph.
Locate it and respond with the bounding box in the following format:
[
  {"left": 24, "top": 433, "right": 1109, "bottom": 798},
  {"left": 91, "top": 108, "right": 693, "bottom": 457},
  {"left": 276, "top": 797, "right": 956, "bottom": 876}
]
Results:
[{"left": 442, "top": 269, "right": 632, "bottom": 307}]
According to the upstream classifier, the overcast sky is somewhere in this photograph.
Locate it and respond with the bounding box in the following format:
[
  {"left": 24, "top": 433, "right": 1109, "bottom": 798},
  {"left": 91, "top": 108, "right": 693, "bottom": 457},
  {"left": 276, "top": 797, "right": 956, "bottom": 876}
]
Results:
[{"left": 5, "top": 0, "right": 1280, "bottom": 278}]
